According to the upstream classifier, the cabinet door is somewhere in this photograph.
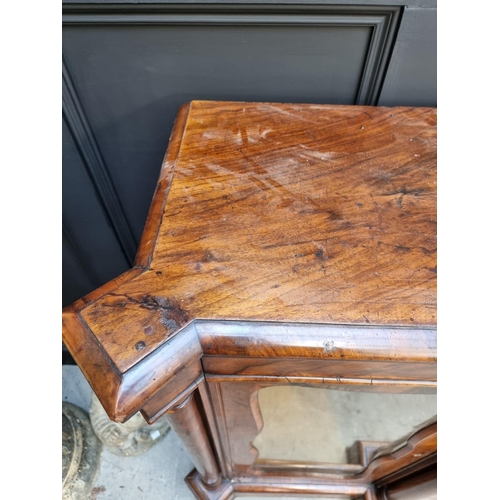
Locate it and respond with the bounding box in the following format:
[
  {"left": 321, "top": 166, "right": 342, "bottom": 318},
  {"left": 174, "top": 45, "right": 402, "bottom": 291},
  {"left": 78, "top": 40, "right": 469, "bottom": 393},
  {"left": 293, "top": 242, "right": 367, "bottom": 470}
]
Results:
[{"left": 366, "top": 418, "right": 437, "bottom": 500}]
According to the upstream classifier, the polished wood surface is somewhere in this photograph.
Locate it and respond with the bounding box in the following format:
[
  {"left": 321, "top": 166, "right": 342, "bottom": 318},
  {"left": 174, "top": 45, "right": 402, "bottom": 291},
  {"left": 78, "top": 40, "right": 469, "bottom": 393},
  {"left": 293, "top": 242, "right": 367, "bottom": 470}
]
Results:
[
  {"left": 66, "top": 101, "right": 436, "bottom": 373},
  {"left": 62, "top": 101, "right": 437, "bottom": 498},
  {"left": 380, "top": 465, "right": 437, "bottom": 500},
  {"left": 166, "top": 390, "right": 222, "bottom": 487}
]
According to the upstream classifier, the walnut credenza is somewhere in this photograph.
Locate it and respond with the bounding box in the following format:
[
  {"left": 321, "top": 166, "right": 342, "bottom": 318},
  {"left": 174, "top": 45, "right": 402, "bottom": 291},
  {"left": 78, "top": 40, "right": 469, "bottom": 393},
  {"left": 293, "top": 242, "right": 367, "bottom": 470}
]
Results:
[{"left": 63, "top": 101, "right": 437, "bottom": 499}]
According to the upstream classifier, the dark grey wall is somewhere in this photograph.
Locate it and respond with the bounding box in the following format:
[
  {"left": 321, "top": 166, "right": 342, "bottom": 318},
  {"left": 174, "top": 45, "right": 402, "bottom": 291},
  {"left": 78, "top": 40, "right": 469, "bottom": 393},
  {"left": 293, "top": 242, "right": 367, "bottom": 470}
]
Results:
[{"left": 62, "top": 1, "right": 436, "bottom": 309}]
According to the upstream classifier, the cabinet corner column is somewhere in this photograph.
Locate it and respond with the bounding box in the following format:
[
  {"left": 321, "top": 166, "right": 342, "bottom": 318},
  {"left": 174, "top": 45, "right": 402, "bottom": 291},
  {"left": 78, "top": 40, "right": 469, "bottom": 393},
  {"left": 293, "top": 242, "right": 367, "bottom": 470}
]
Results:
[{"left": 166, "top": 390, "right": 222, "bottom": 488}]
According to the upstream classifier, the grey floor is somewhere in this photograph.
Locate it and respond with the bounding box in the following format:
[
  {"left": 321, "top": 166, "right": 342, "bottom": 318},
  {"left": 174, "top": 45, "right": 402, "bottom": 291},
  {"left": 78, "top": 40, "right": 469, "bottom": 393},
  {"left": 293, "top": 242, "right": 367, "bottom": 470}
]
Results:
[
  {"left": 63, "top": 365, "right": 436, "bottom": 500},
  {"left": 64, "top": 365, "right": 195, "bottom": 500}
]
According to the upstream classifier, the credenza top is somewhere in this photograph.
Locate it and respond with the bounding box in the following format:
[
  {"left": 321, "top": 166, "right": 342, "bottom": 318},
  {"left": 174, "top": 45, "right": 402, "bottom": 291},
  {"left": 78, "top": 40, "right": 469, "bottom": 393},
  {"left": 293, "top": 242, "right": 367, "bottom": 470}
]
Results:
[{"left": 65, "top": 101, "right": 436, "bottom": 374}]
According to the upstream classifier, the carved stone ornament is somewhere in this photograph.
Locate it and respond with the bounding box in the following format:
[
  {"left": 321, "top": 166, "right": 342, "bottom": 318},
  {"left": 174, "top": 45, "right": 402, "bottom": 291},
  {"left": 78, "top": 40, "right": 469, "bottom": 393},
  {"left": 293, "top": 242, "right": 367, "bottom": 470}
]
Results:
[
  {"left": 89, "top": 392, "right": 170, "bottom": 456},
  {"left": 62, "top": 402, "right": 103, "bottom": 500}
]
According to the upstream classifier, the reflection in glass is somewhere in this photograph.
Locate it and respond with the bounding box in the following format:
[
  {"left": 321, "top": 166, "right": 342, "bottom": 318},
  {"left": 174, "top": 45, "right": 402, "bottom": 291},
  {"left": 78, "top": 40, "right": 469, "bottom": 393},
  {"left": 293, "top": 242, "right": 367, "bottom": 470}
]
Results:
[{"left": 253, "top": 386, "right": 436, "bottom": 464}]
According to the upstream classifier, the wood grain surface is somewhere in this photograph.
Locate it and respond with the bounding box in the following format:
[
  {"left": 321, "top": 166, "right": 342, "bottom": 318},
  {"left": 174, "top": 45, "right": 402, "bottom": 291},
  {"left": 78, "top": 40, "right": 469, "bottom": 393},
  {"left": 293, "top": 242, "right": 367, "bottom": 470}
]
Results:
[
  {"left": 63, "top": 100, "right": 437, "bottom": 499},
  {"left": 64, "top": 101, "right": 436, "bottom": 375}
]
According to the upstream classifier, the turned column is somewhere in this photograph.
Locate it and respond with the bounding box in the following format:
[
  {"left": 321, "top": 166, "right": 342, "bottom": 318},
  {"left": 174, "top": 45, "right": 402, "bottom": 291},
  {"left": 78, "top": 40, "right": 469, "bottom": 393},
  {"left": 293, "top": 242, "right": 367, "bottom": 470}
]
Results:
[{"left": 166, "top": 390, "right": 222, "bottom": 488}]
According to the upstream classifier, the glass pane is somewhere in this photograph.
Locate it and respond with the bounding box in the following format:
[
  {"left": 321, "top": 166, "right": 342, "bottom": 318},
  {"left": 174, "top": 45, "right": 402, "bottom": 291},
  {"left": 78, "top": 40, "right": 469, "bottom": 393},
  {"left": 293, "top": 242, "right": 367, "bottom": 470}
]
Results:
[{"left": 253, "top": 386, "right": 436, "bottom": 464}]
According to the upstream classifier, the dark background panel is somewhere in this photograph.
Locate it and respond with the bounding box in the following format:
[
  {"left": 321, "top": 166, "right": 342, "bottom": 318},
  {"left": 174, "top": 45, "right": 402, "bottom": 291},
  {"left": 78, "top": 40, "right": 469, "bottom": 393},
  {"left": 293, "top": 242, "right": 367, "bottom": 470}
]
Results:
[
  {"left": 63, "top": 0, "right": 436, "bottom": 7},
  {"left": 378, "top": 7, "right": 437, "bottom": 106},
  {"left": 62, "top": 117, "right": 129, "bottom": 307},
  {"left": 62, "top": 224, "right": 99, "bottom": 308}
]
